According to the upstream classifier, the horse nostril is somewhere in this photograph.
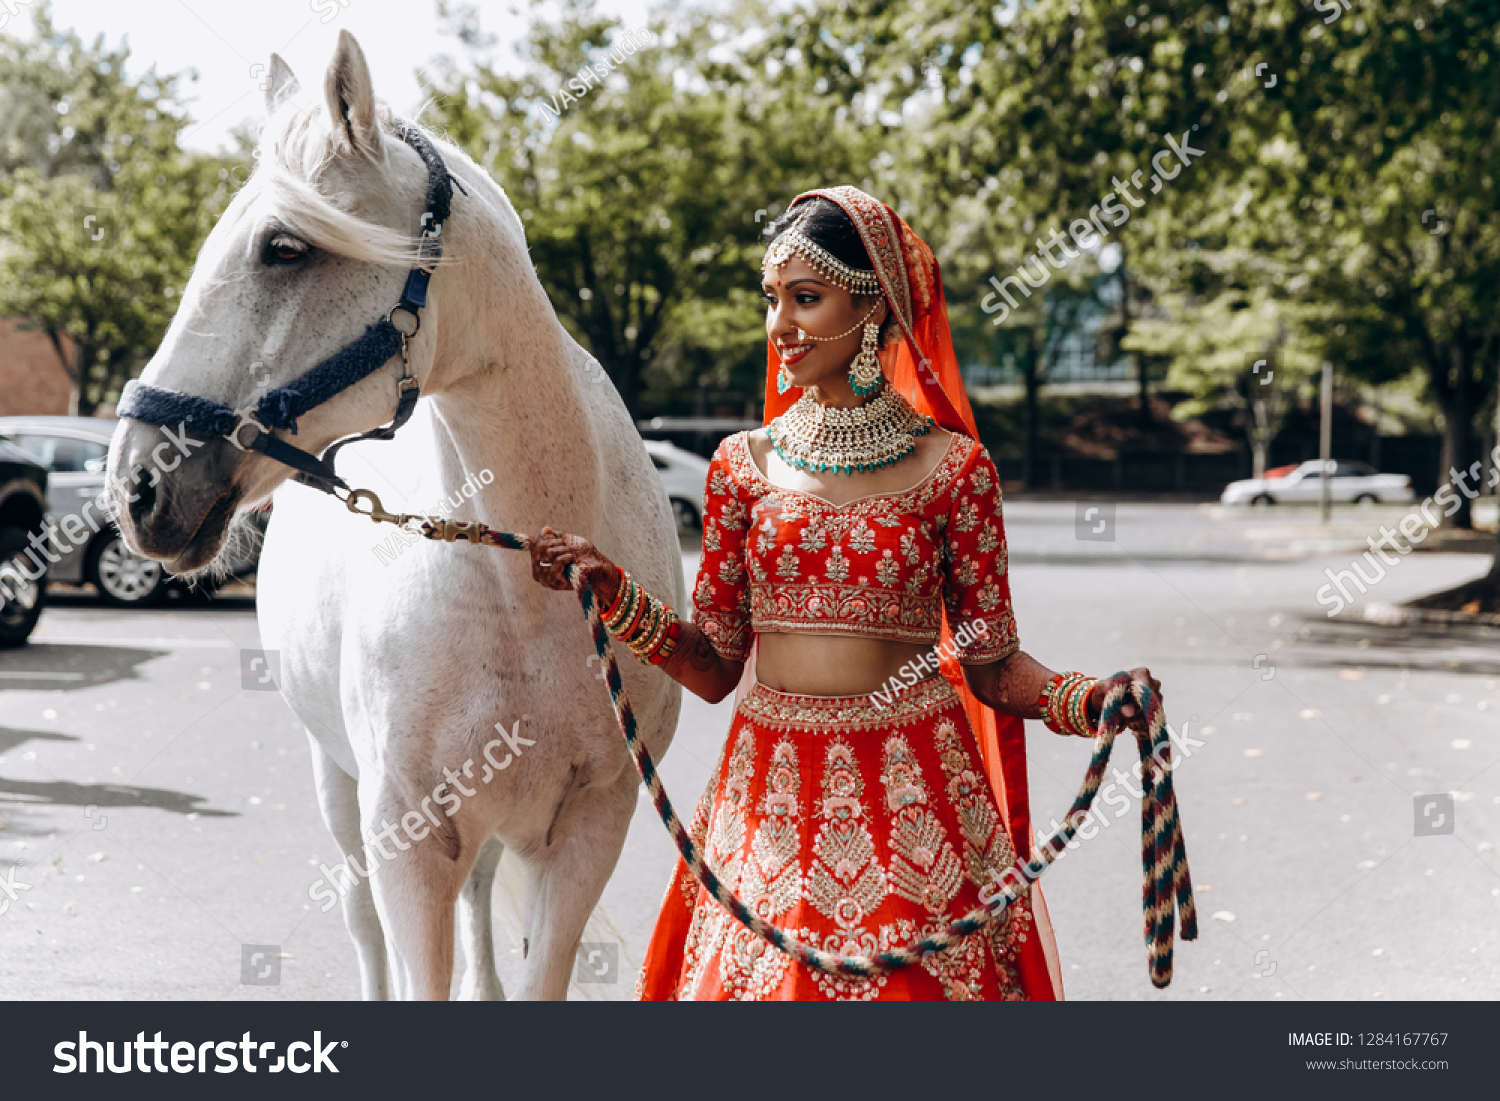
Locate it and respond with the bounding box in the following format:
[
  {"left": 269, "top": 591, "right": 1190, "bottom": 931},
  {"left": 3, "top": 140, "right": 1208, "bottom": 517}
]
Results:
[{"left": 127, "top": 468, "right": 158, "bottom": 526}]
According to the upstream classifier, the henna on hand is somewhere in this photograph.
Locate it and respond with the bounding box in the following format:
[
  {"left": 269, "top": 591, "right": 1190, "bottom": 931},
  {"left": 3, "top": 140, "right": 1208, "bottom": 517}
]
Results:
[{"left": 528, "top": 525, "right": 622, "bottom": 602}]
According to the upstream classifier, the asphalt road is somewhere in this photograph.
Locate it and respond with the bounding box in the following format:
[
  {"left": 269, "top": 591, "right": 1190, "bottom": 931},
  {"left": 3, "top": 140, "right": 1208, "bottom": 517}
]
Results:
[{"left": 2, "top": 500, "right": 1498, "bottom": 1000}]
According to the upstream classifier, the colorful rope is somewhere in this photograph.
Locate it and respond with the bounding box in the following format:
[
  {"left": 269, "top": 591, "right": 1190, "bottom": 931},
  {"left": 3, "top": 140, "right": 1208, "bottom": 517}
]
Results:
[{"left": 408, "top": 513, "right": 1197, "bottom": 987}]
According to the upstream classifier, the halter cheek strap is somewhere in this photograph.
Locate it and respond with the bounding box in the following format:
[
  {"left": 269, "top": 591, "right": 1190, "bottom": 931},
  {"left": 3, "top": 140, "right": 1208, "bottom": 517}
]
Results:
[{"left": 116, "top": 120, "right": 466, "bottom": 498}]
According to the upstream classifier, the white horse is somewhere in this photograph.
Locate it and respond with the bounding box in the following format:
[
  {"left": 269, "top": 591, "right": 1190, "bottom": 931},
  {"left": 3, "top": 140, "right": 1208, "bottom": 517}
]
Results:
[{"left": 107, "top": 30, "right": 683, "bottom": 999}]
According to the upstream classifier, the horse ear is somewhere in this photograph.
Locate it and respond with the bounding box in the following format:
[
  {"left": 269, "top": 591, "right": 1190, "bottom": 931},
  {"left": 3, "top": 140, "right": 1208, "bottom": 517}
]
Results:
[
  {"left": 264, "top": 54, "right": 300, "bottom": 115},
  {"left": 324, "top": 29, "right": 382, "bottom": 161}
]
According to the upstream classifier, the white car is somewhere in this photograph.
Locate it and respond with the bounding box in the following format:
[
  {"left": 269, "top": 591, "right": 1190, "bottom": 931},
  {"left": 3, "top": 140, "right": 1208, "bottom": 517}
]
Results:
[
  {"left": 1220, "top": 459, "right": 1415, "bottom": 506},
  {"left": 643, "top": 438, "right": 710, "bottom": 530}
]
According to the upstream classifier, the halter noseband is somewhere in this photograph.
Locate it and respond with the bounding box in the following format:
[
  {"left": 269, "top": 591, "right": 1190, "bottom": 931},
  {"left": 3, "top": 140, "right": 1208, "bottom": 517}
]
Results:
[{"left": 116, "top": 120, "right": 465, "bottom": 498}]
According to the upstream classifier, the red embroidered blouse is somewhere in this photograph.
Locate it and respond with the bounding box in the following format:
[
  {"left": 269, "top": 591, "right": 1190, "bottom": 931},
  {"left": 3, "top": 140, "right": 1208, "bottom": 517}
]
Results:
[{"left": 690, "top": 430, "right": 1019, "bottom": 666}]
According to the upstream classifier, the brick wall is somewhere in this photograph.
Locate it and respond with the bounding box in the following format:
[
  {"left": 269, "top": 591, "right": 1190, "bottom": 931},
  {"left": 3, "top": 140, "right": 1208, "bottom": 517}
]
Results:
[{"left": 0, "top": 318, "right": 74, "bottom": 416}]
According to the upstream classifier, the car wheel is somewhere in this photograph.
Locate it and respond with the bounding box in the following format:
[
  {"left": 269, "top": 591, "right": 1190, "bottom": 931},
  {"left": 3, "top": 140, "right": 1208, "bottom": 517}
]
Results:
[
  {"left": 0, "top": 525, "right": 46, "bottom": 647},
  {"left": 1250, "top": 493, "right": 1276, "bottom": 506},
  {"left": 1353, "top": 493, "right": 1379, "bottom": 505},
  {"left": 88, "top": 531, "right": 169, "bottom": 607},
  {"left": 671, "top": 498, "right": 701, "bottom": 531}
]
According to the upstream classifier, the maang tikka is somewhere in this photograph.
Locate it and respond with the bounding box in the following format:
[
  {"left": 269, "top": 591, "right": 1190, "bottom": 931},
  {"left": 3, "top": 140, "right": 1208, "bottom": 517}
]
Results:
[{"left": 765, "top": 220, "right": 885, "bottom": 396}]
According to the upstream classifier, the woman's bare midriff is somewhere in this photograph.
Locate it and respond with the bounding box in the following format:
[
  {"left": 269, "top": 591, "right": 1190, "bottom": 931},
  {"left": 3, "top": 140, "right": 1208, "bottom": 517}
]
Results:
[{"left": 753, "top": 631, "right": 937, "bottom": 696}]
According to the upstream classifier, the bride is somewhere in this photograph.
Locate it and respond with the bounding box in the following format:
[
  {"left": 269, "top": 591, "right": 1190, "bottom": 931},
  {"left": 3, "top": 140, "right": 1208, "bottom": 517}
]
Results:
[{"left": 527, "top": 185, "right": 1160, "bottom": 1001}]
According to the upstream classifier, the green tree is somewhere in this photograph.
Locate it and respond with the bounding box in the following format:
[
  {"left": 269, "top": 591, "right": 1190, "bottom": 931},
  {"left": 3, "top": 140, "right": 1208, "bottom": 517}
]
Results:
[
  {"left": 422, "top": 0, "right": 863, "bottom": 419},
  {"left": 769, "top": 0, "right": 1236, "bottom": 484},
  {"left": 0, "top": 4, "right": 245, "bottom": 414}
]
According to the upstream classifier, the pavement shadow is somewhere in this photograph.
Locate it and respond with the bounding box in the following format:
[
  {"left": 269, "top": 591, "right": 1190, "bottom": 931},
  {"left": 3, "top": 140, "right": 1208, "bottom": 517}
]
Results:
[
  {"left": 0, "top": 725, "right": 75, "bottom": 756},
  {"left": 45, "top": 584, "right": 256, "bottom": 612},
  {"left": 0, "top": 642, "right": 169, "bottom": 691},
  {"left": 1294, "top": 614, "right": 1500, "bottom": 676},
  {"left": 0, "top": 775, "right": 236, "bottom": 819}
]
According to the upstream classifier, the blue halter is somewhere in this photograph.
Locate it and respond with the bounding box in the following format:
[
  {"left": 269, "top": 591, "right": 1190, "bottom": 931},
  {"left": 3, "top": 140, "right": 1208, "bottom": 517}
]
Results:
[{"left": 117, "top": 121, "right": 465, "bottom": 497}]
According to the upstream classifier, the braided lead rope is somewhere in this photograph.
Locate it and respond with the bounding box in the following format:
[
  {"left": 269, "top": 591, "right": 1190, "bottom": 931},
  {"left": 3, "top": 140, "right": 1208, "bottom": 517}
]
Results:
[{"left": 408, "top": 514, "right": 1196, "bottom": 986}]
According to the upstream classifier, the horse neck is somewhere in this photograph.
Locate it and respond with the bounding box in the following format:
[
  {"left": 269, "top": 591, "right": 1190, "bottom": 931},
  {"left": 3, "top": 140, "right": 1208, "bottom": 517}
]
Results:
[{"left": 420, "top": 189, "right": 602, "bottom": 533}]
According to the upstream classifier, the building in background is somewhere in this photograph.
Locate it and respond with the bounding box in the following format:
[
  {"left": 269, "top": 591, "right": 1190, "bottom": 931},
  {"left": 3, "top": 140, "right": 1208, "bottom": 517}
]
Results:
[{"left": 0, "top": 319, "right": 74, "bottom": 417}]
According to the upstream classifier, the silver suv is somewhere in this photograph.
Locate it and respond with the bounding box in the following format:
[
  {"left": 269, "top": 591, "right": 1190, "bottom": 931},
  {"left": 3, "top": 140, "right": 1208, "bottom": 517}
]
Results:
[{"left": 0, "top": 415, "right": 265, "bottom": 606}]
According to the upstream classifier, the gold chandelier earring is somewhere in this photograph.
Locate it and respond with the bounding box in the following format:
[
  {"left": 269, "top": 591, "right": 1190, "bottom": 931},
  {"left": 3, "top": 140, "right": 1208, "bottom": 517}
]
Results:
[{"left": 849, "top": 317, "right": 882, "bottom": 396}]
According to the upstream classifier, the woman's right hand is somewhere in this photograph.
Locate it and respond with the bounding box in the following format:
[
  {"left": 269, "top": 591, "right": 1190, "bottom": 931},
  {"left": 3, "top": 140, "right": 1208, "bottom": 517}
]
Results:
[{"left": 529, "top": 526, "right": 623, "bottom": 607}]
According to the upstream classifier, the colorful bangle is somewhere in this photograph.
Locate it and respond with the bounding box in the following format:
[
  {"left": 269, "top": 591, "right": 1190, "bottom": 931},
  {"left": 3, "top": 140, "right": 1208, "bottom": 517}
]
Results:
[
  {"left": 602, "top": 571, "right": 682, "bottom": 665},
  {"left": 603, "top": 571, "right": 635, "bottom": 632},
  {"left": 601, "top": 567, "right": 630, "bottom": 625},
  {"left": 1037, "top": 671, "right": 1098, "bottom": 738}
]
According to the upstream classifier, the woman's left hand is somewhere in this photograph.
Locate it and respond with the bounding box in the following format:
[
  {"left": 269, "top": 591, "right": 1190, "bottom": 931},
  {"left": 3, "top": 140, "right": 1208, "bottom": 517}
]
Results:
[{"left": 1086, "top": 666, "right": 1162, "bottom": 735}]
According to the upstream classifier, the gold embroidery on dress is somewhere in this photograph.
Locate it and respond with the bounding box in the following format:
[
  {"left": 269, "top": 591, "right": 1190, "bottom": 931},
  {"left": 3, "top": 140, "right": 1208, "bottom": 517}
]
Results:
[
  {"left": 806, "top": 740, "right": 887, "bottom": 947},
  {"left": 823, "top": 544, "right": 850, "bottom": 582},
  {"left": 899, "top": 530, "right": 921, "bottom": 565},
  {"left": 847, "top": 518, "right": 877, "bottom": 554},
  {"left": 798, "top": 525, "right": 828, "bottom": 553},
  {"left": 881, "top": 735, "right": 964, "bottom": 918},
  {"left": 775, "top": 544, "right": 800, "bottom": 580},
  {"left": 715, "top": 739, "right": 801, "bottom": 997},
  {"left": 683, "top": 726, "right": 757, "bottom": 997},
  {"left": 718, "top": 555, "right": 744, "bottom": 585},
  {"left": 929, "top": 718, "right": 1025, "bottom": 997},
  {"left": 737, "top": 675, "right": 958, "bottom": 731}
]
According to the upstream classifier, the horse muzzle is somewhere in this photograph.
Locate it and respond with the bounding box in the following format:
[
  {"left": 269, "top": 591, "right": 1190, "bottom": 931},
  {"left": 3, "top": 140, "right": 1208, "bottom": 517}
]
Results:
[{"left": 108, "top": 422, "right": 245, "bottom": 572}]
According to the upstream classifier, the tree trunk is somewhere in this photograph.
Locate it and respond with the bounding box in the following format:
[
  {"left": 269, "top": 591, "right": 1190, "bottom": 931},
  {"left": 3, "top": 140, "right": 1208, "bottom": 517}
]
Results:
[
  {"left": 73, "top": 339, "right": 97, "bottom": 418},
  {"left": 1137, "top": 355, "right": 1151, "bottom": 427},
  {"left": 1249, "top": 395, "right": 1269, "bottom": 480},
  {"left": 1021, "top": 333, "right": 1041, "bottom": 490},
  {"left": 1437, "top": 345, "right": 1477, "bottom": 530}
]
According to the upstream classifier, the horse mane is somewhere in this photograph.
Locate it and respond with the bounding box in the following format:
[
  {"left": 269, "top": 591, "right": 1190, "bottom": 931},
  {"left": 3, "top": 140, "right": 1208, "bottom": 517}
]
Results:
[{"left": 251, "top": 98, "right": 448, "bottom": 269}]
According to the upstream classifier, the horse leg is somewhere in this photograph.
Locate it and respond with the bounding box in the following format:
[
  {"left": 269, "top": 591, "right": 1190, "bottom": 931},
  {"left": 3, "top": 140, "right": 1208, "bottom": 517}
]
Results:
[
  {"left": 362, "top": 785, "right": 469, "bottom": 1001},
  {"left": 309, "top": 734, "right": 390, "bottom": 1000},
  {"left": 455, "top": 835, "right": 506, "bottom": 1000},
  {"left": 514, "top": 776, "right": 636, "bottom": 1000}
]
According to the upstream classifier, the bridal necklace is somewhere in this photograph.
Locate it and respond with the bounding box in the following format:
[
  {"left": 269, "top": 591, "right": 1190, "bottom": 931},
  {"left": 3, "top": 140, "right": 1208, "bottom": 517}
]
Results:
[{"left": 767, "top": 379, "right": 934, "bottom": 475}]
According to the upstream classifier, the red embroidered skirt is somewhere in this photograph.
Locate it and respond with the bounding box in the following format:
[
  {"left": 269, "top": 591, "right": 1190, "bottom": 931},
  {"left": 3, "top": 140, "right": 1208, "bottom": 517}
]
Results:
[{"left": 635, "top": 674, "right": 1056, "bottom": 1001}]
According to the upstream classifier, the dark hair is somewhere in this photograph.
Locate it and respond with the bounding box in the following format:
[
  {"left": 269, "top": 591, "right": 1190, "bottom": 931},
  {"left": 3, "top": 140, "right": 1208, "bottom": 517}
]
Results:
[{"left": 764, "top": 196, "right": 896, "bottom": 345}]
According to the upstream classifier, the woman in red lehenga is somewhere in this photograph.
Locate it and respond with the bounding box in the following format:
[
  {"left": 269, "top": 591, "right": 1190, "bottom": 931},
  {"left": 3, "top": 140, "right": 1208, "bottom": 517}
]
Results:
[{"left": 527, "top": 186, "right": 1161, "bottom": 1001}]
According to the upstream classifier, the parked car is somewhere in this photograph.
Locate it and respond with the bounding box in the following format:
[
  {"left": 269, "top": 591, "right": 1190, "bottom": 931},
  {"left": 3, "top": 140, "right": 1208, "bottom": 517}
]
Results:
[
  {"left": 0, "top": 415, "right": 266, "bottom": 606},
  {"left": 1220, "top": 459, "right": 1416, "bottom": 506},
  {"left": 0, "top": 437, "right": 50, "bottom": 645},
  {"left": 643, "top": 438, "right": 710, "bottom": 530}
]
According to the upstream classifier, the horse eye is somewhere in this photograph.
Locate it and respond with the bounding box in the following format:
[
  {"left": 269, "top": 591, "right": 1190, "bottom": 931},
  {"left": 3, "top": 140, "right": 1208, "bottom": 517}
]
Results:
[{"left": 265, "top": 234, "right": 308, "bottom": 265}]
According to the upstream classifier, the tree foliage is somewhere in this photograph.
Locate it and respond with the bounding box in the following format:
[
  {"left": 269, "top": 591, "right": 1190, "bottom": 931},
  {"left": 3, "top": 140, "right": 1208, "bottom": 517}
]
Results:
[
  {"left": 420, "top": 0, "right": 867, "bottom": 418},
  {"left": 0, "top": 4, "right": 245, "bottom": 415}
]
